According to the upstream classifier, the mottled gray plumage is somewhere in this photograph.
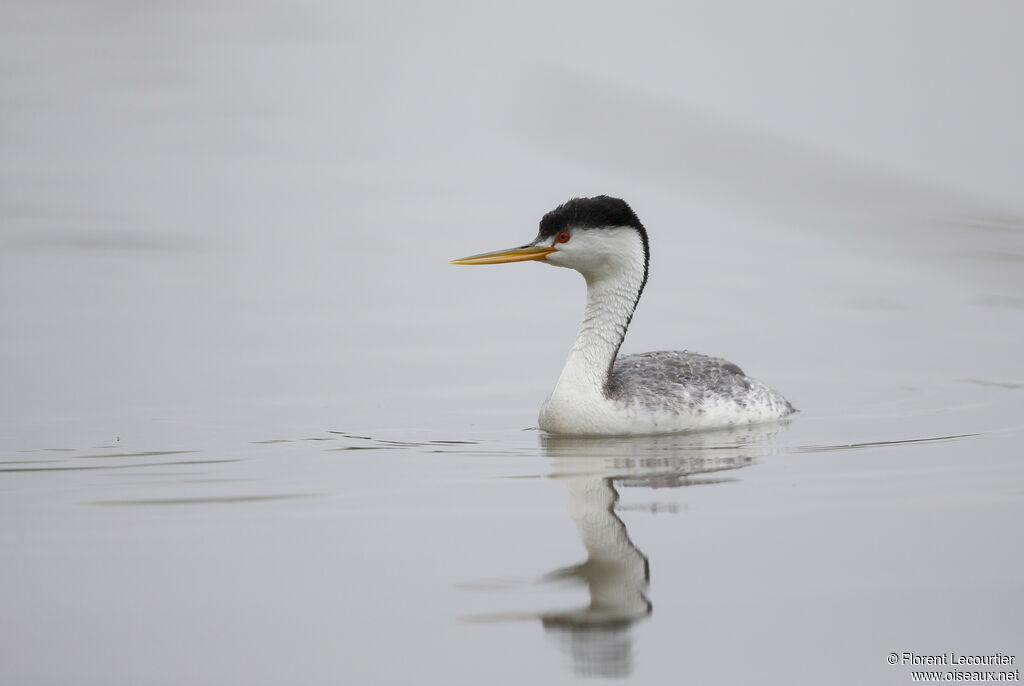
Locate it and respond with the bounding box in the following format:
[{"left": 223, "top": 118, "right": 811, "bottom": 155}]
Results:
[{"left": 605, "top": 350, "right": 796, "bottom": 415}]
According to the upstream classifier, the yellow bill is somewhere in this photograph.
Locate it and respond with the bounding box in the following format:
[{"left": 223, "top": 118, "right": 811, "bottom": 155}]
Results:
[{"left": 449, "top": 245, "right": 555, "bottom": 265}]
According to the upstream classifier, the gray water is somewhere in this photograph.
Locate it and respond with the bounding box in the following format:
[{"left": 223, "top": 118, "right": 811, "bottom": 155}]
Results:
[{"left": 2, "top": 3, "right": 1023, "bottom": 684}]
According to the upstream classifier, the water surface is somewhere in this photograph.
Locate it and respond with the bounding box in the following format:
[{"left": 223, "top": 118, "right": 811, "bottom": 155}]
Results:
[{"left": 2, "top": 2, "right": 1022, "bottom": 684}]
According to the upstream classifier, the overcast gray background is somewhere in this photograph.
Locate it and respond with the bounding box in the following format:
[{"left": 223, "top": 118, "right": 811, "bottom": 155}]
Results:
[{"left": 1, "top": 2, "right": 1022, "bottom": 684}]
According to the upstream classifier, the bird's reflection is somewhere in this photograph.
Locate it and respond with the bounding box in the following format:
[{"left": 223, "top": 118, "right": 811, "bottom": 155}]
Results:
[{"left": 539, "top": 424, "right": 787, "bottom": 678}]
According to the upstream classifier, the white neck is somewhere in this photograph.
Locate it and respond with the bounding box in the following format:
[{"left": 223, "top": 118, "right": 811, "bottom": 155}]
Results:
[
  {"left": 552, "top": 257, "right": 645, "bottom": 399},
  {"left": 538, "top": 226, "right": 649, "bottom": 433}
]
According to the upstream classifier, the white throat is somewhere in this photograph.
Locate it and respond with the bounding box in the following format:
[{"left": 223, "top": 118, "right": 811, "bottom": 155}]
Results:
[{"left": 540, "top": 228, "right": 647, "bottom": 430}]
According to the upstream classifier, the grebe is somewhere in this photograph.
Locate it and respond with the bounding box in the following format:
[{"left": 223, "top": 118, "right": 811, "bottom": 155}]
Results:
[{"left": 450, "top": 196, "right": 795, "bottom": 435}]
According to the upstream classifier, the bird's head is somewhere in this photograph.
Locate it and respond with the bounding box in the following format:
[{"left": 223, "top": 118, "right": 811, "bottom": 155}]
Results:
[{"left": 450, "top": 196, "right": 649, "bottom": 283}]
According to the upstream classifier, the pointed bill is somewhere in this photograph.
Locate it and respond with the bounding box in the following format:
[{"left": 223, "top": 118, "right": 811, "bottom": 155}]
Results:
[{"left": 449, "top": 245, "right": 555, "bottom": 265}]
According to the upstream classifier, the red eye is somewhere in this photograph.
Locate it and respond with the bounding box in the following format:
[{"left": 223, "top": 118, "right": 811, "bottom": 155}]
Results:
[{"left": 556, "top": 231, "right": 570, "bottom": 243}]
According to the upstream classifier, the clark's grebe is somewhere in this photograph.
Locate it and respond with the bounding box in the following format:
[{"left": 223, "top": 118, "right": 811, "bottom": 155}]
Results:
[{"left": 450, "top": 196, "right": 795, "bottom": 435}]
